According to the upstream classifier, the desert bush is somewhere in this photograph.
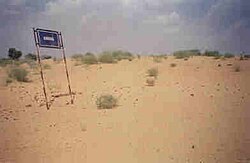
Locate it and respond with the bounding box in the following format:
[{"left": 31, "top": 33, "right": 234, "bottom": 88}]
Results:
[
  {"left": 174, "top": 50, "right": 200, "bottom": 59},
  {"left": 146, "top": 78, "right": 155, "bottom": 86},
  {"left": 153, "top": 56, "right": 162, "bottom": 63},
  {"left": 203, "top": 50, "right": 220, "bottom": 57},
  {"left": 98, "top": 52, "right": 116, "bottom": 63},
  {"left": 0, "top": 58, "right": 12, "bottom": 67},
  {"left": 25, "top": 53, "right": 37, "bottom": 61},
  {"left": 224, "top": 53, "right": 234, "bottom": 58},
  {"left": 43, "top": 64, "right": 51, "bottom": 69},
  {"left": 71, "top": 54, "right": 84, "bottom": 61},
  {"left": 234, "top": 65, "right": 241, "bottom": 72},
  {"left": 147, "top": 68, "right": 158, "bottom": 78},
  {"left": 111, "top": 50, "right": 134, "bottom": 61},
  {"left": 41, "top": 55, "right": 52, "bottom": 60},
  {"left": 96, "top": 94, "right": 118, "bottom": 109},
  {"left": 8, "top": 67, "right": 29, "bottom": 82},
  {"left": 170, "top": 63, "right": 177, "bottom": 67},
  {"left": 82, "top": 53, "right": 98, "bottom": 65}
]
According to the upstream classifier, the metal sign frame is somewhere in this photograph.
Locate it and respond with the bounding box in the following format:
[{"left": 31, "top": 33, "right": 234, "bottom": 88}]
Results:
[
  {"left": 36, "top": 28, "right": 61, "bottom": 49},
  {"left": 33, "top": 28, "right": 73, "bottom": 110}
]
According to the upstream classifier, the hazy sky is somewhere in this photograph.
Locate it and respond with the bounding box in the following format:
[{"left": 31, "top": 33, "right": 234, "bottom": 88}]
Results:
[{"left": 0, "top": 0, "right": 250, "bottom": 57}]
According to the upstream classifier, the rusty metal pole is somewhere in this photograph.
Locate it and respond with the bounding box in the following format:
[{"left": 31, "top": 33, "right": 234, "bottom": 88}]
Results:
[
  {"left": 33, "top": 28, "right": 50, "bottom": 110},
  {"left": 59, "top": 33, "right": 74, "bottom": 104}
]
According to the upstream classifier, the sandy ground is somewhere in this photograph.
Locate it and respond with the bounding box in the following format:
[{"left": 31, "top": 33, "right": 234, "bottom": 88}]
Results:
[{"left": 0, "top": 56, "right": 250, "bottom": 163}]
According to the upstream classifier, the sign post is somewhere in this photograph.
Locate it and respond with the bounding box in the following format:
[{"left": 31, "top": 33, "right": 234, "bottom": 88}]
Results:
[
  {"left": 59, "top": 32, "right": 74, "bottom": 104},
  {"left": 33, "top": 28, "right": 73, "bottom": 109}
]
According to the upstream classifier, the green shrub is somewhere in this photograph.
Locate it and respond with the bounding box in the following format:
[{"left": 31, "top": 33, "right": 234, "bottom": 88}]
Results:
[
  {"left": 8, "top": 67, "right": 29, "bottom": 82},
  {"left": 98, "top": 52, "right": 116, "bottom": 63},
  {"left": 111, "top": 50, "right": 134, "bottom": 61},
  {"left": 147, "top": 68, "right": 158, "bottom": 78},
  {"left": 96, "top": 94, "right": 118, "bottom": 109},
  {"left": 82, "top": 54, "right": 98, "bottom": 65},
  {"left": 25, "top": 53, "right": 37, "bottom": 61}
]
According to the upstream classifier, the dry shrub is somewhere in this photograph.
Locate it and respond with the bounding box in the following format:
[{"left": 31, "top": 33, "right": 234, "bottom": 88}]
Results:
[
  {"left": 153, "top": 56, "right": 162, "bottom": 63},
  {"left": 82, "top": 54, "right": 98, "bottom": 65},
  {"left": 147, "top": 68, "right": 158, "bottom": 78},
  {"left": 98, "top": 52, "right": 116, "bottom": 64},
  {"left": 96, "top": 94, "right": 118, "bottom": 109},
  {"left": 170, "top": 63, "right": 177, "bottom": 67},
  {"left": 8, "top": 67, "right": 29, "bottom": 82}
]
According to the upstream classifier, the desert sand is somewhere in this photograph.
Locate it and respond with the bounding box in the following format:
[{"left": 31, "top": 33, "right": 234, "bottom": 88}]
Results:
[{"left": 0, "top": 56, "right": 250, "bottom": 163}]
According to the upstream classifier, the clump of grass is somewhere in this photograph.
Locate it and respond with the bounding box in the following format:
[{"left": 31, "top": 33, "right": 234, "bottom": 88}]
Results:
[
  {"left": 147, "top": 68, "right": 158, "bottom": 78},
  {"left": 8, "top": 67, "right": 29, "bottom": 82},
  {"left": 111, "top": 50, "right": 134, "bottom": 61},
  {"left": 170, "top": 63, "right": 177, "bottom": 67},
  {"left": 153, "top": 56, "right": 162, "bottom": 63},
  {"left": 96, "top": 94, "right": 118, "bottom": 109},
  {"left": 98, "top": 52, "right": 116, "bottom": 64},
  {"left": 82, "top": 54, "right": 98, "bottom": 65},
  {"left": 43, "top": 64, "right": 51, "bottom": 69},
  {"left": 0, "top": 58, "right": 12, "bottom": 67},
  {"left": 234, "top": 65, "right": 241, "bottom": 72},
  {"left": 146, "top": 78, "right": 155, "bottom": 86},
  {"left": 25, "top": 60, "right": 38, "bottom": 69}
]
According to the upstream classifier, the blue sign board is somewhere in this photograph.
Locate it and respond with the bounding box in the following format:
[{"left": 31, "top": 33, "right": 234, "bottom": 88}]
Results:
[{"left": 36, "top": 29, "right": 61, "bottom": 49}]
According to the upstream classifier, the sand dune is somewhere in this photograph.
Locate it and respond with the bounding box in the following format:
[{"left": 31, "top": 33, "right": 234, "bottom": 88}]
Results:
[{"left": 0, "top": 56, "right": 250, "bottom": 163}]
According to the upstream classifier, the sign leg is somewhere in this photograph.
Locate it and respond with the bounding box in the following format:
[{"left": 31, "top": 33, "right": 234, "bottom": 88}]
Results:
[
  {"left": 62, "top": 48, "right": 74, "bottom": 104},
  {"left": 35, "top": 45, "right": 50, "bottom": 110}
]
